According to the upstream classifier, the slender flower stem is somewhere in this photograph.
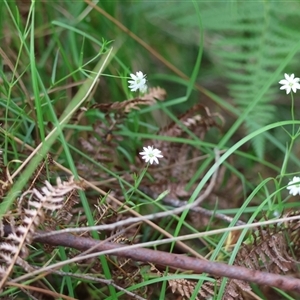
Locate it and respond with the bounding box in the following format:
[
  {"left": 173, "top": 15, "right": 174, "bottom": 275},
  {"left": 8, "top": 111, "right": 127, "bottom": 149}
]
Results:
[{"left": 291, "top": 92, "right": 295, "bottom": 136}]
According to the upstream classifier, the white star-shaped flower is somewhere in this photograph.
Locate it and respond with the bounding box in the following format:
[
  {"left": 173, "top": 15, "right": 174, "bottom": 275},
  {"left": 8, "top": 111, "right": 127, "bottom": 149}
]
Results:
[
  {"left": 139, "top": 146, "right": 163, "bottom": 165},
  {"left": 139, "top": 83, "right": 148, "bottom": 94},
  {"left": 287, "top": 176, "right": 300, "bottom": 196},
  {"left": 128, "top": 71, "right": 147, "bottom": 92},
  {"left": 279, "top": 73, "right": 300, "bottom": 94}
]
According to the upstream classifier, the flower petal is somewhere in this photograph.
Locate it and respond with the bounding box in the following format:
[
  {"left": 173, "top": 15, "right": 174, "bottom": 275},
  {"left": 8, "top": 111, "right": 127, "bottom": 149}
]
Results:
[
  {"left": 279, "top": 73, "right": 300, "bottom": 94},
  {"left": 128, "top": 71, "right": 147, "bottom": 92}
]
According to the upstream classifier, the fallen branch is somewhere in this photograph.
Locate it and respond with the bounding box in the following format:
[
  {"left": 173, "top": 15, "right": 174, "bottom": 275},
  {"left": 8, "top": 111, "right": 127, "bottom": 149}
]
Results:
[{"left": 6, "top": 226, "right": 300, "bottom": 294}]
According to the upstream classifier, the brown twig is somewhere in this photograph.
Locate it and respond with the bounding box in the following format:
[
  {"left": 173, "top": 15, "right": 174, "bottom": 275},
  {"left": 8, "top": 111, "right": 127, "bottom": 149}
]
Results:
[
  {"left": 23, "top": 230, "right": 300, "bottom": 294},
  {"left": 3, "top": 224, "right": 300, "bottom": 294},
  {"left": 49, "top": 271, "right": 146, "bottom": 300},
  {"left": 162, "top": 197, "right": 246, "bottom": 226},
  {"left": 7, "top": 281, "right": 76, "bottom": 300}
]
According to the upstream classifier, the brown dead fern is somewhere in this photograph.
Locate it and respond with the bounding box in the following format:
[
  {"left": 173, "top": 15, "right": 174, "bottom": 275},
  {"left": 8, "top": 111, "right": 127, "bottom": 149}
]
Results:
[
  {"left": 197, "top": 211, "right": 300, "bottom": 299},
  {"left": 91, "top": 86, "right": 166, "bottom": 114},
  {"left": 143, "top": 104, "right": 223, "bottom": 200},
  {"left": 77, "top": 87, "right": 167, "bottom": 186},
  {"left": 168, "top": 277, "right": 200, "bottom": 300},
  {"left": 0, "top": 176, "right": 82, "bottom": 289}
]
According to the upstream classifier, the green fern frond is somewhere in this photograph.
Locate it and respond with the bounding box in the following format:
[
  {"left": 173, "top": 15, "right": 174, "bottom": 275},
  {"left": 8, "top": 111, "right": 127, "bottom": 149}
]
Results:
[{"left": 141, "top": 1, "right": 300, "bottom": 158}]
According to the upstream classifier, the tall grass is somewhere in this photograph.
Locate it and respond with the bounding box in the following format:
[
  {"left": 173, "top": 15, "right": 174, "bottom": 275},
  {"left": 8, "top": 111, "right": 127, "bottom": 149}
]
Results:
[{"left": 1, "top": 1, "right": 300, "bottom": 299}]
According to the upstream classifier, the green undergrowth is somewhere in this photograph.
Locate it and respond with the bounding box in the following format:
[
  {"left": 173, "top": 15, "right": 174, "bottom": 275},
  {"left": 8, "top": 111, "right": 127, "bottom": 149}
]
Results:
[{"left": 1, "top": 1, "right": 300, "bottom": 299}]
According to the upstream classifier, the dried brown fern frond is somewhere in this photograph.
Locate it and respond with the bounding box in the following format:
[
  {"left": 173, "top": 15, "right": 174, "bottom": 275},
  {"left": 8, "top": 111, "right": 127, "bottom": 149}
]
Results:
[
  {"left": 281, "top": 210, "right": 300, "bottom": 262},
  {"left": 77, "top": 87, "right": 167, "bottom": 186},
  {"left": 158, "top": 104, "right": 223, "bottom": 142},
  {"left": 197, "top": 277, "right": 252, "bottom": 300},
  {"left": 236, "top": 225, "right": 293, "bottom": 273},
  {"left": 92, "top": 86, "right": 166, "bottom": 114},
  {"left": 197, "top": 211, "right": 300, "bottom": 299},
  {"left": 43, "top": 188, "right": 80, "bottom": 233},
  {"left": 198, "top": 279, "right": 216, "bottom": 299},
  {"left": 155, "top": 104, "right": 222, "bottom": 160},
  {"left": 223, "top": 279, "right": 252, "bottom": 300},
  {"left": 141, "top": 86, "right": 166, "bottom": 102},
  {"left": 80, "top": 119, "right": 122, "bottom": 161},
  {"left": 77, "top": 117, "right": 124, "bottom": 184},
  {"left": 168, "top": 277, "right": 200, "bottom": 300},
  {"left": 144, "top": 104, "right": 223, "bottom": 199},
  {"left": 149, "top": 264, "right": 203, "bottom": 300},
  {"left": 0, "top": 176, "right": 82, "bottom": 288}
]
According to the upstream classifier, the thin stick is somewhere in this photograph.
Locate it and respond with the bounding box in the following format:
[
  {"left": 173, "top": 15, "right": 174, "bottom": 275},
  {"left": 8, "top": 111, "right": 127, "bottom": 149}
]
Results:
[
  {"left": 163, "top": 198, "right": 246, "bottom": 226},
  {"left": 7, "top": 281, "right": 76, "bottom": 300},
  {"left": 9, "top": 223, "right": 300, "bottom": 294},
  {"left": 47, "top": 271, "right": 146, "bottom": 300}
]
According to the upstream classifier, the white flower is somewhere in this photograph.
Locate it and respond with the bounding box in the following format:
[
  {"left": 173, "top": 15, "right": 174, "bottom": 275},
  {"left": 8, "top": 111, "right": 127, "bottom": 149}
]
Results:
[
  {"left": 279, "top": 73, "right": 300, "bottom": 94},
  {"left": 139, "top": 146, "right": 163, "bottom": 165},
  {"left": 139, "top": 83, "right": 148, "bottom": 94},
  {"left": 287, "top": 176, "right": 300, "bottom": 196},
  {"left": 128, "top": 71, "right": 147, "bottom": 92}
]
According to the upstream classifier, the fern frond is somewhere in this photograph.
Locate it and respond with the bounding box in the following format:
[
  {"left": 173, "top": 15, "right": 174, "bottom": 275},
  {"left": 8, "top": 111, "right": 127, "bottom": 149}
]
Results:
[
  {"left": 0, "top": 176, "right": 82, "bottom": 289},
  {"left": 237, "top": 227, "right": 293, "bottom": 273},
  {"left": 148, "top": 104, "right": 221, "bottom": 199},
  {"left": 141, "top": 1, "right": 300, "bottom": 158},
  {"left": 168, "top": 277, "right": 199, "bottom": 300},
  {"left": 205, "top": 3, "right": 300, "bottom": 158},
  {"left": 92, "top": 86, "right": 166, "bottom": 114}
]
